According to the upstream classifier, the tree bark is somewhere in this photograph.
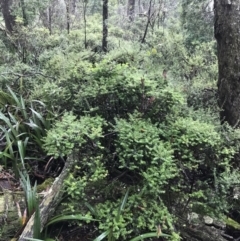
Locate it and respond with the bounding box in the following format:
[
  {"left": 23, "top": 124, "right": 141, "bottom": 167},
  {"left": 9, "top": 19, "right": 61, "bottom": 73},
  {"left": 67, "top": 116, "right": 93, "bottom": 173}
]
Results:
[
  {"left": 65, "top": 0, "right": 70, "bottom": 34},
  {"left": 141, "top": 0, "right": 152, "bottom": 43},
  {"left": 18, "top": 153, "right": 76, "bottom": 240},
  {"left": 83, "top": 0, "right": 88, "bottom": 49},
  {"left": 20, "top": 0, "right": 28, "bottom": 26},
  {"left": 127, "top": 0, "right": 135, "bottom": 21},
  {"left": 0, "top": 0, "right": 16, "bottom": 33},
  {"left": 214, "top": 0, "right": 240, "bottom": 127},
  {"left": 102, "top": 0, "right": 108, "bottom": 52}
]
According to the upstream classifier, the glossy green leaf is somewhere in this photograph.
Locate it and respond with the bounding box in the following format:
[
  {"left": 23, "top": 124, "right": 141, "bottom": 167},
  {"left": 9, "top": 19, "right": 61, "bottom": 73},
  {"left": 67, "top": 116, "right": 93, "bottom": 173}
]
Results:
[
  {"left": 46, "top": 214, "right": 98, "bottom": 226},
  {"left": 33, "top": 198, "right": 41, "bottom": 239},
  {"left": 85, "top": 202, "right": 98, "bottom": 217},
  {"left": 128, "top": 232, "right": 171, "bottom": 241},
  {"left": 93, "top": 230, "right": 110, "bottom": 241},
  {"left": 24, "top": 238, "right": 44, "bottom": 241},
  {"left": 116, "top": 188, "right": 129, "bottom": 222}
]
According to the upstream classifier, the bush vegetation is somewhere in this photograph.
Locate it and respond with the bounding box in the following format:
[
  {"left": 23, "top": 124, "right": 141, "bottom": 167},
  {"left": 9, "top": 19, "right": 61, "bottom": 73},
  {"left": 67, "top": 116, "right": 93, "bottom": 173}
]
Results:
[{"left": 0, "top": 1, "right": 240, "bottom": 240}]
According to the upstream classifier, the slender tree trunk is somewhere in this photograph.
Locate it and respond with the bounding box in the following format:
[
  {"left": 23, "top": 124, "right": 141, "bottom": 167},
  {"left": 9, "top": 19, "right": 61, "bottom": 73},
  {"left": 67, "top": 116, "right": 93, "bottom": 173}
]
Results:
[
  {"left": 102, "top": 0, "right": 108, "bottom": 52},
  {"left": 65, "top": 0, "right": 70, "bottom": 34},
  {"left": 0, "top": 0, "right": 16, "bottom": 33},
  {"left": 214, "top": 0, "right": 240, "bottom": 127},
  {"left": 19, "top": 0, "right": 27, "bottom": 63},
  {"left": 141, "top": 0, "right": 152, "bottom": 43},
  {"left": 83, "top": 0, "right": 88, "bottom": 49},
  {"left": 49, "top": 6, "right": 52, "bottom": 34},
  {"left": 20, "top": 0, "right": 28, "bottom": 26},
  {"left": 127, "top": 0, "right": 135, "bottom": 21}
]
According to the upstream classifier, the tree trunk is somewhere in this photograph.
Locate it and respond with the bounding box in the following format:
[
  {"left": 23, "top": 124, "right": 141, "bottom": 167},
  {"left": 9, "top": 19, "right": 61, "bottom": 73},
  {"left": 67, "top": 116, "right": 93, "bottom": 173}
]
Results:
[
  {"left": 214, "top": 0, "right": 240, "bottom": 127},
  {"left": 127, "top": 0, "right": 135, "bottom": 21},
  {"left": 20, "top": 0, "right": 28, "bottom": 26},
  {"left": 65, "top": 0, "right": 70, "bottom": 34},
  {"left": 83, "top": 0, "right": 88, "bottom": 49},
  {"left": 0, "top": 0, "right": 16, "bottom": 33},
  {"left": 102, "top": 0, "right": 108, "bottom": 52},
  {"left": 141, "top": 0, "right": 152, "bottom": 43},
  {"left": 49, "top": 6, "right": 52, "bottom": 34}
]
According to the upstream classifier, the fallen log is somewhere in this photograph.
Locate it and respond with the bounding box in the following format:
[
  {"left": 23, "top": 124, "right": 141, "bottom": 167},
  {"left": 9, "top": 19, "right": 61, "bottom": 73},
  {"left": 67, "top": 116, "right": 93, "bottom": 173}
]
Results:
[{"left": 18, "top": 152, "right": 76, "bottom": 240}]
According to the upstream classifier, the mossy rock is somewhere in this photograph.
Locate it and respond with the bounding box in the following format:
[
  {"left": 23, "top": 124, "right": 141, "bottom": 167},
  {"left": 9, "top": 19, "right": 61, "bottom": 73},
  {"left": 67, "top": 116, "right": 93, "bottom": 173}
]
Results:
[{"left": 0, "top": 190, "right": 24, "bottom": 240}]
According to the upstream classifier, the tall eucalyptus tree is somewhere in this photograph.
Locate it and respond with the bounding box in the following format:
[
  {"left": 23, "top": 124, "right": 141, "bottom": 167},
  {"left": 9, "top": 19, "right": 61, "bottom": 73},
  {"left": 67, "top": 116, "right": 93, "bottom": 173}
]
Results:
[
  {"left": 0, "top": 0, "right": 16, "bottom": 33},
  {"left": 214, "top": 0, "right": 240, "bottom": 127}
]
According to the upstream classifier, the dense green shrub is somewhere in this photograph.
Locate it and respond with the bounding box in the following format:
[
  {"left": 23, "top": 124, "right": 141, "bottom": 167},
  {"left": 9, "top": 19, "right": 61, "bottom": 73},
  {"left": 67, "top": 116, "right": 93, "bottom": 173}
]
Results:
[
  {"left": 1, "top": 2, "right": 240, "bottom": 240},
  {"left": 41, "top": 62, "right": 240, "bottom": 240},
  {"left": 43, "top": 113, "right": 105, "bottom": 158}
]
